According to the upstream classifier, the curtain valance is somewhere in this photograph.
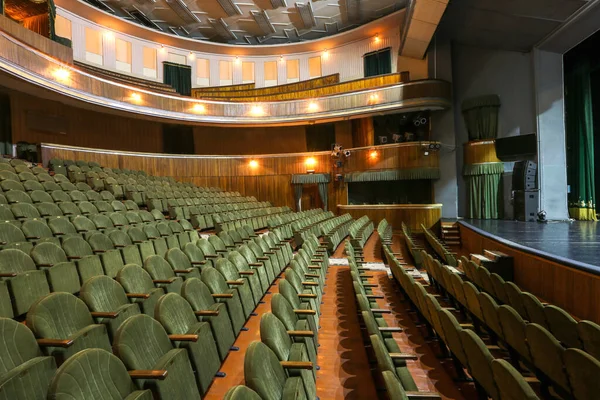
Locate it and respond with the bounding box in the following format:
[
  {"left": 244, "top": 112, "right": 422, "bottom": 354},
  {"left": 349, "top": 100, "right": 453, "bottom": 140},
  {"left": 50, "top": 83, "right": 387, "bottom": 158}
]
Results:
[
  {"left": 291, "top": 173, "right": 331, "bottom": 184},
  {"left": 344, "top": 168, "right": 440, "bottom": 182},
  {"left": 163, "top": 62, "right": 192, "bottom": 96},
  {"left": 463, "top": 162, "right": 504, "bottom": 176}
]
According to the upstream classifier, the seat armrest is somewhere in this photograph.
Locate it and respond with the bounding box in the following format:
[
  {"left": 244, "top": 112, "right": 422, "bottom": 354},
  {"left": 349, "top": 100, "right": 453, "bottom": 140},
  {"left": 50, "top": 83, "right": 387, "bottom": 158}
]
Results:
[
  {"left": 302, "top": 281, "right": 319, "bottom": 286},
  {"left": 390, "top": 353, "right": 418, "bottom": 360},
  {"left": 37, "top": 338, "right": 74, "bottom": 348},
  {"left": 227, "top": 280, "right": 244, "bottom": 286},
  {"left": 126, "top": 293, "right": 150, "bottom": 299},
  {"left": 91, "top": 311, "right": 121, "bottom": 319},
  {"left": 239, "top": 271, "right": 255, "bottom": 276},
  {"left": 249, "top": 263, "right": 263, "bottom": 267},
  {"left": 204, "top": 254, "right": 219, "bottom": 259},
  {"left": 298, "top": 293, "right": 317, "bottom": 299},
  {"left": 257, "top": 257, "right": 270, "bottom": 261},
  {"left": 195, "top": 310, "right": 220, "bottom": 316},
  {"left": 371, "top": 308, "right": 392, "bottom": 314},
  {"left": 365, "top": 295, "right": 384, "bottom": 299},
  {"left": 212, "top": 293, "right": 234, "bottom": 299},
  {"left": 362, "top": 283, "right": 378, "bottom": 288},
  {"left": 128, "top": 370, "right": 168, "bottom": 380},
  {"left": 305, "top": 273, "right": 320, "bottom": 278},
  {"left": 153, "top": 279, "right": 176, "bottom": 284},
  {"left": 294, "top": 309, "right": 316, "bottom": 315},
  {"left": 379, "top": 327, "right": 403, "bottom": 333},
  {"left": 405, "top": 391, "right": 441, "bottom": 399},
  {"left": 168, "top": 334, "right": 198, "bottom": 342},
  {"left": 174, "top": 269, "right": 193, "bottom": 274},
  {"left": 308, "top": 265, "right": 321, "bottom": 270},
  {"left": 280, "top": 361, "right": 313, "bottom": 370},
  {"left": 287, "top": 330, "right": 314, "bottom": 337},
  {"left": 93, "top": 249, "right": 106, "bottom": 253},
  {"left": 67, "top": 256, "right": 82, "bottom": 260},
  {"left": 0, "top": 272, "right": 17, "bottom": 277}
]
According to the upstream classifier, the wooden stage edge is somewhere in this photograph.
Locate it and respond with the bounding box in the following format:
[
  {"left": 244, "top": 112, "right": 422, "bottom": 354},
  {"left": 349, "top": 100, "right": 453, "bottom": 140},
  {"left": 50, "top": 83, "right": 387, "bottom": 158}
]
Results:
[{"left": 459, "top": 221, "right": 600, "bottom": 324}]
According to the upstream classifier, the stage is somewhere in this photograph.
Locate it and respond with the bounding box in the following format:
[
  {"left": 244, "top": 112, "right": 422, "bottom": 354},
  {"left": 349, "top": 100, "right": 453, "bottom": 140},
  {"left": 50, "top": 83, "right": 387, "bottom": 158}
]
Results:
[{"left": 459, "top": 219, "right": 600, "bottom": 274}]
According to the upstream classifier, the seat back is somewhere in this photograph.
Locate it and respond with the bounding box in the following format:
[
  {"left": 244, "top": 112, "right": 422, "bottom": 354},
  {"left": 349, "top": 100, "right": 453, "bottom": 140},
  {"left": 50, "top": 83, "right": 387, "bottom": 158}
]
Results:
[
  {"left": 544, "top": 305, "right": 581, "bottom": 348},
  {"left": 577, "top": 320, "right": 600, "bottom": 360},
  {"left": 27, "top": 292, "right": 95, "bottom": 338},
  {"left": 80, "top": 275, "right": 130, "bottom": 311},
  {"left": 564, "top": 348, "right": 600, "bottom": 400},
  {"left": 491, "top": 359, "right": 540, "bottom": 400},
  {"left": 460, "top": 329, "right": 498, "bottom": 399},
  {"left": 116, "top": 264, "right": 157, "bottom": 294},
  {"left": 521, "top": 292, "right": 548, "bottom": 328},
  {"left": 244, "top": 341, "right": 297, "bottom": 400},
  {"left": 260, "top": 312, "right": 293, "bottom": 361},
  {"left": 155, "top": 293, "right": 199, "bottom": 334},
  {"left": 526, "top": 323, "right": 569, "bottom": 392}
]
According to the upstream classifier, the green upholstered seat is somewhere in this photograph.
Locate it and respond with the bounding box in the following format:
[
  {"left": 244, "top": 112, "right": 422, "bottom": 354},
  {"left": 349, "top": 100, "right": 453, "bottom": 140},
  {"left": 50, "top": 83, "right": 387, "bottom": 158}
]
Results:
[
  {"left": 182, "top": 243, "right": 208, "bottom": 270},
  {"left": 154, "top": 293, "right": 221, "bottom": 395},
  {"left": 244, "top": 341, "right": 308, "bottom": 400},
  {"left": 113, "top": 314, "right": 201, "bottom": 399},
  {"left": 526, "top": 323, "right": 570, "bottom": 395},
  {"left": 369, "top": 334, "right": 418, "bottom": 392},
  {"left": 577, "top": 320, "right": 600, "bottom": 360},
  {"left": 255, "top": 236, "right": 286, "bottom": 272},
  {"left": 0, "top": 318, "right": 57, "bottom": 400},
  {"left": 278, "top": 278, "right": 318, "bottom": 343},
  {"left": 48, "top": 348, "right": 153, "bottom": 400},
  {"left": 200, "top": 266, "right": 247, "bottom": 332},
  {"left": 143, "top": 255, "right": 183, "bottom": 294},
  {"left": 284, "top": 268, "right": 321, "bottom": 311},
  {"left": 462, "top": 281, "right": 484, "bottom": 323},
  {"left": 61, "top": 236, "right": 105, "bottom": 284},
  {"left": 30, "top": 242, "right": 80, "bottom": 294},
  {"left": 564, "top": 348, "right": 600, "bottom": 400},
  {"left": 478, "top": 292, "right": 503, "bottom": 338},
  {"left": 0, "top": 248, "right": 50, "bottom": 316},
  {"left": 87, "top": 232, "right": 125, "bottom": 278},
  {"left": 196, "top": 238, "right": 221, "bottom": 265},
  {"left": 116, "top": 264, "right": 164, "bottom": 316},
  {"left": 521, "top": 292, "right": 548, "bottom": 329},
  {"left": 26, "top": 292, "right": 111, "bottom": 365},
  {"left": 165, "top": 248, "right": 201, "bottom": 280},
  {"left": 227, "top": 250, "right": 264, "bottom": 305},
  {"left": 181, "top": 277, "right": 236, "bottom": 360},
  {"left": 459, "top": 329, "right": 498, "bottom": 399},
  {"left": 498, "top": 305, "right": 532, "bottom": 363},
  {"left": 544, "top": 305, "right": 581, "bottom": 349},
  {"left": 5, "top": 190, "right": 32, "bottom": 204},
  {"left": 223, "top": 385, "right": 262, "bottom": 400},
  {"left": 80, "top": 275, "right": 141, "bottom": 340},
  {"left": 491, "top": 359, "right": 540, "bottom": 400},
  {"left": 381, "top": 370, "right": 411, "bottom": 400},
  {"left": 260, "top": 312, "right": 316, "bottom": 397},
  {"left": 271, "top": 294, "right": 317, "bottom": 362},
  {"left": 438, "top": 309, "right": 468, "bottom": 368},
  {"left": 215, "top": 258, "right": 256, "bottom": 318},
  {"left": 503, "top": 281, "right": 527, "bottom": 318},
  {"left": 21, "top": 219, "right": 60, "bottom": 246},
  {"left": 57, "top": 201, "right": 81, "bottom": 216},
  {"left": 249, "top": 239, "right": 280, "bottom": 278}
]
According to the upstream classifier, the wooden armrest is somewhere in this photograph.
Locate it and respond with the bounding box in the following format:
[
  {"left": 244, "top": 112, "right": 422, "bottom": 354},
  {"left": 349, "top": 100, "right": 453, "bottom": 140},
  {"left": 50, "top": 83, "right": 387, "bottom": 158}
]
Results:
[
  {"left": 523, "top": 376, "right": 540, "bottom": 383},
  {"left": 173, "top": 269, "right": 193, "bottom": 274},
  {"left": 37, "top": 338, "right": 73, "bottom": 348},
  {"left": 308, "top": 265, "right": 321, "bottom": 270},
  {"left": 371, "top": 308, "right": 392, "bottom": 314},
  {"left": 67, "top": 256, "right": 82, "bottom": 260},
  {"left": 302, "top": 281, "right": 319, "bottom": 286},
  {"left": 280, "top": 361, "right": 313, "bottom": 370},
  {"left": 212, "top": 293, "right": 233, "bottom": 299},
  {"left": 486, "top": 345, "right": 501, "bottom": 351},
  {"left": 305, "top": 273, "right": 320, "bottom": 278},
  {"left": 459, "top": 323, "right": 474, "bottom": 329},
  {"left": 91, "top": 311, "right": 120, "bottom": 319},
  {"left": 257, "top": 257, "right": 269, "bottom": 261},
  {"left": 126, "top": 293, "right": 150, "bottom": 299},
  {"left": 249, "top": 263, "right": 263, "bottom": 267},
  {"left": 239, "top": 271, "right": 255, "bottom": 276},
  {"left": 362, "top": 283, "right": 378, "bottom": 288},
  {"left": 405, "top": 391, "right": 442, "bottom": 399},
  {"left": 0, "top": 272, "right": 17, "bottom": 277},
  {"left": 359, "top": 274, "right": 374, "bottom": 278},
  {"left": 365, "top": 295, "right": 384, "bottom": 299},
  {"left": 287, "top": 330, "right": 314, "bottom": 337},
  {"left": 93, "top": 249, "right": 106, "bottom": 253},
  {"left": 357, "top": 267, "right": 370, "bottom": 271},
  {"left": 227, "top": 280, "right": 244, "bottom": 286},
  {"left": 294, "top": 309, "right": 317, "bottom": 315},
  {"left": 390, "top": 353, "right": 418, "bottom": 360},
  {"left": 379, "top": 327, "right": 403, "bottom": 333},
  {"left": 298, "top": 293, "right": 317, "bottom": 299},
  {"left": 128, "top": 370, "right": 168, "bottom": 380},
  {"left": 168, "top": 334, "right": 198, "bottom": 342},
  {"left": 190, "top": 261, "right": 206, "bottom": 265},
  {"left": 205, "top": 254, "right": 219, "bottom": 259},
  {"left": 153, "top": 279, "right": 176, "bottom": 284},
  {"left": 195, "top": 310, "right": 220, "bottom": 316}
]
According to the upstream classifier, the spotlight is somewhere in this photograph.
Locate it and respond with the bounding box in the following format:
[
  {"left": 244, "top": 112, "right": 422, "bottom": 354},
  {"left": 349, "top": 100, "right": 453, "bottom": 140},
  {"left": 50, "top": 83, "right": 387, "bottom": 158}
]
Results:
[
  {"left": 189, "top": 52, "right": 195, "bottom": 59},
  {"left": 435, "top": 143, "right": 441, "bottom": 150},
  {"left": 368, "top": 93, "right": 379, "bottom": 104},
  {"left": 308, "top": 102, "right": 318, "bottom": 112},
  {"left": 374, "top": 34, "right": 380, "bottom": 43},
  {"left": 429, "top": 143, "right": 435, "bottom": 150},
  {"left": 378, "top": 136, "right": 388, "bottom": 144},
  {"left": 52, "top": 68, "right": 70, "bottom": 82},
  {"left": 103, "top": 31, "right": 114, "bottom": 39},
  {"left": 130, "top": 93, "right": 142, "bottom": 102},
  {"left": 344, "top": 150, "right": 351, "bottom": 158},
  {"left": 250, "top": 105, "right": 265, "bottom": 116},
  {"left": 249, "top": 160, "right": 258, "bottom": 168},
  {"left": 369, "top": 150, "right": 378, "bottom": 159},
  {"left": 322, "top": 50, "right": 329, "bottom": 60},
  {"left": 192, "top": 104, "right": 205, "bottom": 113},
  {"left": 305, "top": 157, "right": 316, "bottom": 167}
]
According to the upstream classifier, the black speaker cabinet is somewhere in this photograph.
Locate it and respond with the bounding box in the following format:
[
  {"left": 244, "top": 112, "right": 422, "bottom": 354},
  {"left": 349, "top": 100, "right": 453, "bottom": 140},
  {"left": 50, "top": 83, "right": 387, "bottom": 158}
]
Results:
[
  {"left": 514, "top": 190, "right": 539, "bottom": 222},
  {"left": 512, "top": 161, "right": 537, "bottom": 190}
]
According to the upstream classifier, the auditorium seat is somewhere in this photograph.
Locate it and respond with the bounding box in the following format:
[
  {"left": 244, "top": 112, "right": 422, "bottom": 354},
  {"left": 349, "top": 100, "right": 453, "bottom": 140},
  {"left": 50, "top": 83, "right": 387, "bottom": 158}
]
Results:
[
  {"left": 544, "top": 304, "right": 581, "bottom": 348},
  {"left": 21, "top": 219, "right": 60, "bottom": 245},
  {"left": 271, "top": 293, "right": 317, "bottom": 360},
  {"left": 143, "top": 255, "right": 184, "bottom": 294},
  {"left": 521, "top": 292, "right": 549, "bottom": 329},
  {"left": 223, "top": 385, "right": 262, "bottom": 400},
  {"left": 564, "top": 348, "right": 599, "bottom": 400},
  {"left": 47, "top": 348, "right": 154, "bottom": 400},
  {"left": 0, "top": 318, "right": 57, "bottom": 400},
  {"left": 61, "top": 236, "right": 105, "bottom": 283},
  {"left": 116, "top": 264, "right": 165, "bottom": 315},
  {"left": 498, "top": 305, "right": 532, "bottom": 364},
  {"left": 113, "top": 314, "right": 201, "bottom": 399},
  {"left": 30, "top": 242, "right": 80, "bottom": 294},
  {"left": 369, "top": 333, "right": 418, "bottom": 393},
  {"left": 26, "top": 292, "right": 112, "bottom": 365},
  {"left": 154, "top": 293, "right": 221, "bottom": 395},
  {"left": 460, "top": 329, "right": 499, "bottom": 399},
  {"left": 80, "top": 275, "right": 141, "bottom": 340},
  {"left": 244, "top": 341, "right": 313, "bottom": 399},
  {"left": 491, "top": 359, "right": 540, "bottom": 400}
]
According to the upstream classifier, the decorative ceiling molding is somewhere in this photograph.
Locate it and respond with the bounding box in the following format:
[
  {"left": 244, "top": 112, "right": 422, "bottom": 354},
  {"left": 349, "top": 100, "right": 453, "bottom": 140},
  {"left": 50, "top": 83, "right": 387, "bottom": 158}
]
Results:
[
  {"left": 296, "top": 2, "right": 316, "bottom": 28},
  {"left": 210, "top": 18, "right": 238, "bottom": 41},
  {"left": 166, "top": 0, "right": 201, "bottom": 24},
  {"left": 400, "top": 0, "right": 448, "bottom": 59},
  {"left": 270, "top": 0, "right": 287, "bottom": 9},
  {"left": 216, "top": 0, "right": 243, "bottom": 17},
  {"left": 251, "top": 10, "right": 276, "bottom": 35}
]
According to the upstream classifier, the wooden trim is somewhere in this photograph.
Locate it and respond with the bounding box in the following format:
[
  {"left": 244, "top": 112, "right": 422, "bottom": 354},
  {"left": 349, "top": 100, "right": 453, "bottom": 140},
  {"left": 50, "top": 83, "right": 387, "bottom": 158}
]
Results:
[
  {"left": 463, "top": 140, "right": 501, "bottom": 164},
  {"left": 337, "top": 204, "right": 442, "bottom": 232}
]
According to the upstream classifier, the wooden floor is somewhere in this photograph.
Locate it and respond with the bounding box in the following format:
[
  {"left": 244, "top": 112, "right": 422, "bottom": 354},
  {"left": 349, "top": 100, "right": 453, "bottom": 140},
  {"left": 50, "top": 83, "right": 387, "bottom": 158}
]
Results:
[{"left": 205, "top": 233, "right": 470, "bottom": 399}]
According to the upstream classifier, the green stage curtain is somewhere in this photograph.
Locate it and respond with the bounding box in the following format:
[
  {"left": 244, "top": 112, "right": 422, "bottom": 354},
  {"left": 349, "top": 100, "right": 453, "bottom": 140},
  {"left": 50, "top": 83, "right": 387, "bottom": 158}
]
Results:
[
  {"left": 293, "top": 184, "right": 303, "bottom": 212},
  {"left": 461, "top": 95, "right": 501, "bottom": 140},
  {"left": 464, "top": 162, "right": 504, "bottom": 219},
  {"left": 363, "top": 48, "right": 391, "bottom": 78},
  {"left": 566, "top": 60, "right": 597, "bottom": 220},
  {"left": 163, "top": 62, "right": 192, "bottom": 96},
  {"left": 317, "top": 182, "right": 328, "bottom": 211},
  {"left": 345, "top": 167, "right": 440, "bottom": 182}
]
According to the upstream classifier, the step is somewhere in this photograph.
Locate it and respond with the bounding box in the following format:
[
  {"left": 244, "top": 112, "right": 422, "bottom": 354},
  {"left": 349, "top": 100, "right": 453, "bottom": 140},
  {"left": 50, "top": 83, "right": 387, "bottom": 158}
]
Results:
[
  {"left": 470, "top": 254, "right": 492, "bottom": 266},
  {"left": 442, "top": 234, "right": 461, "bottom": 240},
  {"left": 445, "top": 241, "right": 461, "bottom": 245}
]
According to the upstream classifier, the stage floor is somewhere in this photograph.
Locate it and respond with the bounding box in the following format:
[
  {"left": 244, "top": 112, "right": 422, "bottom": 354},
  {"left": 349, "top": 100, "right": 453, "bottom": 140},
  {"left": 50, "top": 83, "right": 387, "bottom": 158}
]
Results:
[{"left": 460, "top": 219, "right": 600, "bottom": 271}]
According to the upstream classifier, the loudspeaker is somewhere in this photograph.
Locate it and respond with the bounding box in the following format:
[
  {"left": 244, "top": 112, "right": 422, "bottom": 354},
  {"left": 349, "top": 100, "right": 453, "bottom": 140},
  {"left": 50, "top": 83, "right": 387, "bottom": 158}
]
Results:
[
  {"left": 512, "top": 161, "right": 537, "bottom": 191},
  {"left": 514, "top": 190, "right": 539, "bottom": 222}
]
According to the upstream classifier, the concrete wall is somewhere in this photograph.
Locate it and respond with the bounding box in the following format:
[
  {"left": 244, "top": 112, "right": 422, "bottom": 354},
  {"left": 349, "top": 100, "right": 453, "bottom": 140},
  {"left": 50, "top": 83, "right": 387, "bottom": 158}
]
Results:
[{"left": 451, "top": 43, "right": 537, "bottom": 217}]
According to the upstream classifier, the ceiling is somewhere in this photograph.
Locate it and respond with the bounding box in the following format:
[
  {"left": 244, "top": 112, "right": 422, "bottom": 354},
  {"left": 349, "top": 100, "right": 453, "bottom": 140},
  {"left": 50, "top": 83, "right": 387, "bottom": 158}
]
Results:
[
  {"left": 82, "top": 0, "right": 407, "bottom": 45},
  {"left": 437, "top": 0, "right": 591, "bottom": 52}
]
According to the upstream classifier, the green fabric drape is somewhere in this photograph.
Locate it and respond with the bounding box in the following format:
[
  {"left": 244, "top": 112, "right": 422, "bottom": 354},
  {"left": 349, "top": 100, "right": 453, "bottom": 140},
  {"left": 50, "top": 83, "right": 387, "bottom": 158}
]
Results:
[
  {"left": 363, "top": 48, "right": 391, "bottom": 78},
  {"left": 293, "top": 184, "right": 303, "bottom": 212},
  {"left": 291, "top": 173, "right": 331, "bottom": 184},
  {"left": 345, "top": 168, "right": 440, "bottom": 182},
  {"left": 462, "top": 95, "right": 501, "bottom": 140},
  {"left": 463, "top": 162, "right": 504, "bottom": 176},
  {"left": 465, "top": 173, "right": 503, "bottom": 219},
  {"left": 566, "top": 60, "right": 597, "bottom": 220},
  {"left": 163, "top": 62, "right": 192, "bottom": 96},
  {"left": 317, "top": 182, "right": 328, "bottom": 211}
]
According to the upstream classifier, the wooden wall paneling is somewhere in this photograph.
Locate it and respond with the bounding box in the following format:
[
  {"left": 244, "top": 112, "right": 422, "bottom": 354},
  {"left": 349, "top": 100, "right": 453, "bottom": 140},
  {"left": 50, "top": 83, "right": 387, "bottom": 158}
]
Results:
[
  {"left": 463, "top": 140, "right": 501, "bottom": 164},
  {"left": 334, "top": 121, "right": 353, "bottom": 149},
  {"left": 460, "top": 223, "right": 600, "bottom": 323},
  {"left": 337, "top": 204, "right": 442, "bottom": 232},
  {"left": 352, "top": 117, "right": 374, "bottom": 147}
]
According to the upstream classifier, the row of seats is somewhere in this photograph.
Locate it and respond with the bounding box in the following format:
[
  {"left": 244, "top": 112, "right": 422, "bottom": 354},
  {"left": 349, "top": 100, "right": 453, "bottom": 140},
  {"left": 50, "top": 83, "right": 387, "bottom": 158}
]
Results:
[
  {"left": 349, "top": 215, "right": 374, "bottom": 250},
  {"left": 322, "top": 214, "right": 353, "bottom": 252},
  {"left": 348, "top": 240, "right": 443, "bottom": 400},
  {"left": 422, "top": 224, "right": 457, "bottom": 267},
  {"left": 377, "top": 218, "right": 393, "bottom": 245},
  {"left": 224, "top": 232, "right": 331, "bottom": 399},
  {"left": 401, "top": 223, "right": 424, "bottom": 268},
  {"left": 0, "top": 208, "right": 318, "bottom": 399}
]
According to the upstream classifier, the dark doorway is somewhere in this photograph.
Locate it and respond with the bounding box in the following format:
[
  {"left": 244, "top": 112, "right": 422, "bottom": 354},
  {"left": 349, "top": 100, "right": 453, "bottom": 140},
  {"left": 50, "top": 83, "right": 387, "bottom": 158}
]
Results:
[
  {"left": 305, "top": 123, "right": 335, "bottom": 152},
  {"left": 0, "top": 93, "right": 12, "bottom": 156},
  {"left": 363, "top": 48, "right": 391, "bottom": 78},
  {"left": 348, "top": 180, "right": 432, "bottom": 205},
  {"left": 163, "top": 124, "right": 194, "bottom": 154}
]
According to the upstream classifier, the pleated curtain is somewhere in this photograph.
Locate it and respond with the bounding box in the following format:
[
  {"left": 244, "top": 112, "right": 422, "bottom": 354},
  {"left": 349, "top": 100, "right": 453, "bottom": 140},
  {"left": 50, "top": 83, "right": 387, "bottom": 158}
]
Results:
[
  {"left": 317, "top": 182, "right": 328, "bottom": 211},
  {"left": 363, "top": 48, "right": 392, "bottom": 78},
  {"left": 565, "top": 60, "right": 597, "bottom": 220},
  {"left": 461, "top": 95, "right": 501, "bottom": 140},
  {"left": 163, "top": 62, "right": 192, "bottom": 96},
  {"left": 293, "top": 184, "right": 303, "bottom": 212},
  {"left": 465, "top": 171, "right": 504, "bottom": 219}
]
